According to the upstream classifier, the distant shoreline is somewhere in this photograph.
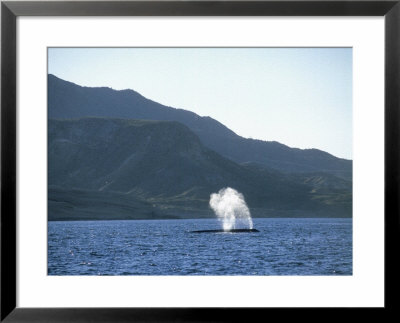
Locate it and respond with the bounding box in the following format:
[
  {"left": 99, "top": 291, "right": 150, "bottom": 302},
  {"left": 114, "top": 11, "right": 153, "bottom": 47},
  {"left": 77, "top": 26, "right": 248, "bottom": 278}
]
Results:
[{"left": 48, "top": 215, "right": 352, "bottom": 222}]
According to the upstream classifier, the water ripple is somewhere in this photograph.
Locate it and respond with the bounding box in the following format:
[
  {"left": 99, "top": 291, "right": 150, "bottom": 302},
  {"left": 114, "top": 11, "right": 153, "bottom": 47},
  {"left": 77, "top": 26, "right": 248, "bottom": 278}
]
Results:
[{"left": 48, "top": 218, "right": 352, "bottom": 276}]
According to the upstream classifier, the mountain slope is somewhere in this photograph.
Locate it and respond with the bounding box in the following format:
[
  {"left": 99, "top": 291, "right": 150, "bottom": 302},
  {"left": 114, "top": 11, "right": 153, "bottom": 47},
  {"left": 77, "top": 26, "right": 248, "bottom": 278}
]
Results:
[
  {"left": 48, "top": 74, "right": 352, "bottom": 178},
  {"left": 48, "top": 118, "right": 351, "bottom": 220}
]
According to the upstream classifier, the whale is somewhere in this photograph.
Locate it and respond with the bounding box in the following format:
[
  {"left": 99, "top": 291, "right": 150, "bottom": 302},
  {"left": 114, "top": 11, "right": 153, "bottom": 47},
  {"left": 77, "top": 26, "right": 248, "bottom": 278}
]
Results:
[{"left": 191, "top": 228, "right": 259, "bottom": 233}]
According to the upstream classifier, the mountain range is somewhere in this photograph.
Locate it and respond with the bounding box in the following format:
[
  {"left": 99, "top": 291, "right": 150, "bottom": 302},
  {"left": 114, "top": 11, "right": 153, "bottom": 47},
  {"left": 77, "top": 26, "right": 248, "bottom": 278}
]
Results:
[
  {"left": 48, "top": 74, "right": 352, "bottom": 178},
  {"left": 48, "top": 75, "right": 352, "bottom": 220}
]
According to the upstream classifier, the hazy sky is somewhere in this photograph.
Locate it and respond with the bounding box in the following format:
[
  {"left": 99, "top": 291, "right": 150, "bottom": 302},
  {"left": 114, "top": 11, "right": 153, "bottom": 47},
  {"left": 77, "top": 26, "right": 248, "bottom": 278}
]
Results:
[{"left": 48, "top": 47, "right": 352, "bottom": 159}]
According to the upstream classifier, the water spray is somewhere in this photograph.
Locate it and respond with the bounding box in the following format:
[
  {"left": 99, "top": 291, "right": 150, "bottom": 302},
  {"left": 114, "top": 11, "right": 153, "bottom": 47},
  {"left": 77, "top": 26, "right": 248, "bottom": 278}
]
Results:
[{"left": 209, "top": 187, "right": 253, "bottom": 231}]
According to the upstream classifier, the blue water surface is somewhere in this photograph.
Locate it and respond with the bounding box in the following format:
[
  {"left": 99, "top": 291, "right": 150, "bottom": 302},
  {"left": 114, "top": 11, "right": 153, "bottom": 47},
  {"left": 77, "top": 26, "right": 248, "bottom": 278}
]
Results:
[{"left": 48, "top": 218, "right": 352, "bottom": 276}]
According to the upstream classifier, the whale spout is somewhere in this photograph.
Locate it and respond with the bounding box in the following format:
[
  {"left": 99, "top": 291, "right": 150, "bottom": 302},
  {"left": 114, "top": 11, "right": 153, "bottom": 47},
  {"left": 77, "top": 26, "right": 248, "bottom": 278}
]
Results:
[{"left": 191, "top": 228, "right": 260, "bottom": 233}]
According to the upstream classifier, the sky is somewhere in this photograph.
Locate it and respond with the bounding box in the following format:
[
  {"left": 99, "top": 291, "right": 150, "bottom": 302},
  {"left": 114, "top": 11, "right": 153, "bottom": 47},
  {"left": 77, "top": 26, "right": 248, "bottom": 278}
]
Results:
[{"left": 48, "top": 47, "right": 352, "bottom": 159}]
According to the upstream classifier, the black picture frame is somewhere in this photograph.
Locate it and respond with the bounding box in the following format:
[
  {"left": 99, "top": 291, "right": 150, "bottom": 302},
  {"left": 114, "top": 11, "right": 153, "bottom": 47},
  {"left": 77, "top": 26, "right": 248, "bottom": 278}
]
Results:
[{"left": 1, "top": 1, "right": 399, "bottom": 321}]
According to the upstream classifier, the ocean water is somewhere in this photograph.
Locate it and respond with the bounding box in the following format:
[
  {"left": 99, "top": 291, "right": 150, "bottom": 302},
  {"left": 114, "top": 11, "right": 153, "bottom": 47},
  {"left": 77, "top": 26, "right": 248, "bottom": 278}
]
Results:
[{"left": 48, "top": 218, "right": 352, "bottom": 276}]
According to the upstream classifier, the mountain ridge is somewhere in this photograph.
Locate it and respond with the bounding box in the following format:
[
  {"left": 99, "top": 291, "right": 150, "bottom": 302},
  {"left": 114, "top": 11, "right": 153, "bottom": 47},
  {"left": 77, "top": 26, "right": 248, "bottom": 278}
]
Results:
[{"left": 48, "top": 74, "right": 352, "bottom": 178}]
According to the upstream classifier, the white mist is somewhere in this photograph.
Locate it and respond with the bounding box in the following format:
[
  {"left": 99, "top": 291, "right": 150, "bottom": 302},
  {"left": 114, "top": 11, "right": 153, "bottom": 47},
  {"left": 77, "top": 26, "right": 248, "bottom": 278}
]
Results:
[{"left": 209, "top": 187, "right": 253, "bottom": 231}]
